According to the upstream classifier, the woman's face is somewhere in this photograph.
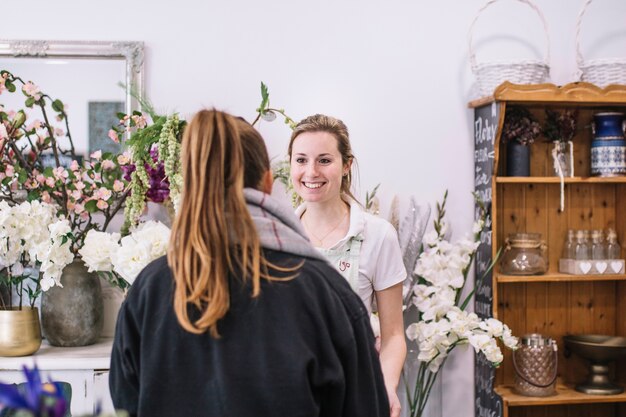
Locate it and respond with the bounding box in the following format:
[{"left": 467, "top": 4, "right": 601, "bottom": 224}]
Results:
[{"left": 290, "top": 131, "right": 348, "bottom": 205}]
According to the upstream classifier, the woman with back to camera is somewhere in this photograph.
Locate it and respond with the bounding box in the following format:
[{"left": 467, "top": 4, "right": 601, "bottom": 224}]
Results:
[
  {"left": 289, "top": 114, "right": 407, "bottom": 417},
  {"left": 109, "top": 110, "right": 390, "bottom": 417}
]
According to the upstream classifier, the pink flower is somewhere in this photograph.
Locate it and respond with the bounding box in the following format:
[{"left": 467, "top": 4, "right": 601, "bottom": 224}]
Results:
[
  {"left": 74, "top": 203, "right": 85, "bottom": 214},
  {"left": 0, "top": 173, "right": 5, "bottom": 181},
  {"left": 97, "top": 200, "right": 109, "bottom": 210},
  {"left": 45, "top": 177, "right": 56, "bottom": 187},
  {"left": 0, "top": 124, "right": 7, "bottom": 140},
  {"left": 80, "top": 211, "right": 89, "bottom": 220},
  {"left": 70, "top": 160, "right": 80, "bottom": 171},
  {"left": 26, "top": 120, "right": 42, "bottom": 131},
  {"left": 95, "top": 187, "right": 112, "bottom": 201},
  {"left": 36, "top": 174, "right": 46, "bottom": 184},
  {"left": 53, "top": 166, "right": 68, "bottom": 180},
  {"left": 101, "top": 160, "right": 116, "bottom": 170},
  {"left": 4, "top": 164, "right": 14, "bottom": 176},
  {"left": 22, "top": 82, "right": 41, "bottom": 100},
  {"left": 113, "top": 180, "right": 124, "bottom": 192},
  {"left": 54, "top": 127, "right": 64, "bottom": 137},
  {"left": 41, "top": 191, "right": 51, "bottom": 203},
  {"left": 108, "top": 129, "right": 120, "bottom": 143},
  {"left": 117, "top": 152, "right": 131, "bottom": 165},
  {"left": 131, "top": 114, "right": 147, "bottom": 129},
  {"left": 71, "top": 189, "right": 82, "bottom": 200},
  {"left": 75, "top": 181, "right": 86, "bottom": 190},
  {"left": 90, "top": 150, "right": 102, "bottom": 160},
  {"left": 67, "top": 201, "right": 75, "bottom": 210}
]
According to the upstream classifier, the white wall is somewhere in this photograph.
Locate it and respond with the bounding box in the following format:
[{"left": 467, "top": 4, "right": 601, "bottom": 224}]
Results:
[{"left": 3, "top": 0, "right": 626, "bottom": 415}]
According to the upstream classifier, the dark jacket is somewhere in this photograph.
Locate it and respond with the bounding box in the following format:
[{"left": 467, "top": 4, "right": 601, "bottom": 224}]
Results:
[{"left": 109, "top": 250, "right": 390, "bottom": 417}]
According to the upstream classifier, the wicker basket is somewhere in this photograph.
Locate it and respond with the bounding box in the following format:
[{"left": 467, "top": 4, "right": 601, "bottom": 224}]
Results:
[
  {"left": 576, "top": 0, "right": 626, "bottom": 87},
  {"left": 469, "top": 0, "right": 551, "bottom": 97}
]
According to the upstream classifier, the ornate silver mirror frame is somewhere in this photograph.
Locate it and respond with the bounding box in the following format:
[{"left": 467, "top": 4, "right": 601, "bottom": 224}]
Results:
[{"left": 0, "top": 39, "right": 144, "bottom": 116}]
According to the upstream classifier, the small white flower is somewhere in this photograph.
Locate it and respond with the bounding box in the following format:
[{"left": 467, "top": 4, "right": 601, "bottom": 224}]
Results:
[
  {"left": 479, "top": 318, "right": 505, "bottom": 338},
  {"left": 472, "top": 219, "right": 484, "bottom": 235}
]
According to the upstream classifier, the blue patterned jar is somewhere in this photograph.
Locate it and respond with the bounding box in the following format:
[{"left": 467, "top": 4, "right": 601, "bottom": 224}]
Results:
[{"left": 591, "top": 112, "right": 626, "bottom": 177}]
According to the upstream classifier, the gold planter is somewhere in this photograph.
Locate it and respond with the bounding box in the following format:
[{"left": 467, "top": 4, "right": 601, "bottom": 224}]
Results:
[{"left": 0, "top": 307, "right": 42, "bottom": 356}]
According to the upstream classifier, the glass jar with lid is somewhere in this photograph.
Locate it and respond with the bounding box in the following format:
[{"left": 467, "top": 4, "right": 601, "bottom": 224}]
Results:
[{"left": 500, "top": 233, "right": 548, "bottom": 275}]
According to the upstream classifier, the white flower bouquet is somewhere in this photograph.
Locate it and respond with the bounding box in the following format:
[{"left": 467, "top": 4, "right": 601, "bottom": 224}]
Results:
[
  {"left": 402, "top": 192, "right": 518, "bottom": 417},
  {"left": 0, "top": 200, "right": 74, "bottom": 308},
  {"left": 78, "top": 220, "right": 170, "bottom": 292}
]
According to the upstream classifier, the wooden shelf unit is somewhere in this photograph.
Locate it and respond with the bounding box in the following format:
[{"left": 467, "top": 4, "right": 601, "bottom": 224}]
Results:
[{"left": 472, "top": 82, "right": 626, "bottom": 417}]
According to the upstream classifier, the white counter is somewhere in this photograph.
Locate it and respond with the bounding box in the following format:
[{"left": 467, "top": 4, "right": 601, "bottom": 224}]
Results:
[
  {"left": 0, "top": 339, "right": 115, "bottom": 415},
  {"left": 0, "top": 338, "right": 113, "bottom": 371}
]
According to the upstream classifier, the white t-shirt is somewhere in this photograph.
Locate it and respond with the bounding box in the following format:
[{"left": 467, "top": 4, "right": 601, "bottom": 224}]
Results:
[{"left": 296, "top": 200, "right": 407, "bottom": 314}]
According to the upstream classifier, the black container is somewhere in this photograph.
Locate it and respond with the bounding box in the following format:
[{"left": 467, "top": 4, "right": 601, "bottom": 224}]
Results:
[{"left": 507, "top": 141, "right": 530, "bottom": 176}]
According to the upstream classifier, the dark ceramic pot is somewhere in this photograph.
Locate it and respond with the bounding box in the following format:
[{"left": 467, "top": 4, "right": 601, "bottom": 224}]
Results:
[{"left": 507, "top": 141, "right": 530, "bottom": 177}]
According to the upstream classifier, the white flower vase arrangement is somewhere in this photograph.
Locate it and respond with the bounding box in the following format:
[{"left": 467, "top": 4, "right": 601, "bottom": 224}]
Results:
[
  {"left": 0, "top": 200, "right": 74, "bottom": 355},
  {"left": 401, "top": 192, "right": 518, "bottom": 417},
  {"left": 0, "top": 200, "right": 74, "bottom": 308},
  {"left": 79, "top": 220, "right": 171, "bottom": 293}
]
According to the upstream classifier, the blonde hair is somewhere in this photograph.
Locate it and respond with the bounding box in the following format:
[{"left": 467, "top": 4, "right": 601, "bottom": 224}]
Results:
[
  {"left": 288, "top": 114, "right": 358, "bottom": 202},
  {"left": 168, "top": 110, "right": 282, "bottom": 336}
]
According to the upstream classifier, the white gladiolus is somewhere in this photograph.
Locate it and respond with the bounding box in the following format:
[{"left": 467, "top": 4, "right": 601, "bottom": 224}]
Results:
[
  {"left": 400, "top": 195, "right": 517, "bottom": 416},
  {"left": 405, "top": 206, "right": 518, "bottom": 374}
]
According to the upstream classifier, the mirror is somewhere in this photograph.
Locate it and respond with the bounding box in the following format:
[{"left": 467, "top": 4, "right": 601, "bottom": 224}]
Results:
[{"left": 0, "top": 39, "right": 144, "bottom": 157}]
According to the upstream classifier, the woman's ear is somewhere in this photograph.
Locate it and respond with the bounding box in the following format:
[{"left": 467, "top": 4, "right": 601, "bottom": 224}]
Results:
[
  {"left": 343, "top": 158, "right": 353, "bottom": 176},
  {"left": 261, "top": 170, "right": 274, "bottom": 194}
]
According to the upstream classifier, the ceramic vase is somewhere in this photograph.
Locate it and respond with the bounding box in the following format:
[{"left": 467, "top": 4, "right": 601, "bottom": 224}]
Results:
[
  {"left": 41, "top": 259, "right": 104, "bottom": 347},
  {"left": 506, "top": 141, "right": 530, "bottom": 177}
]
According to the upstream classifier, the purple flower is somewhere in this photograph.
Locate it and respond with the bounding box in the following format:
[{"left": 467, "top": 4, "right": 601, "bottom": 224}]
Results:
[
  {"left": 0, "top": 365, "right": 67, "bottom": 417},
  {"left": 121, "top": 163, "right": 136, "bottom": 182}
]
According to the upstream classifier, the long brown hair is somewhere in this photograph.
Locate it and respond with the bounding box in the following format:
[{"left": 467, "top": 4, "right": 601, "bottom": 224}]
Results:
[
  {"left": 288, "top": 113, "right": 358, "bottom": 202},
  {"left": 168, "top": 110, "right": 273, "bottom": 336}
]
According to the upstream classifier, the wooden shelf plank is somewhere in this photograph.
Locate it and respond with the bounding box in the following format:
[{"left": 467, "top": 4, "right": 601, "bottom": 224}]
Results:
[
  {"left": 468, "top": 82, "right": 626, "bottom": 107},
  {"left": 496, "top": 383, "right": 626, "bottom": 407},
  {"left": 496, "top": 176, "right": 626, "bottom": 184},
  {"left": 496, "top": 273, "right": 626, "bottom": 283}
]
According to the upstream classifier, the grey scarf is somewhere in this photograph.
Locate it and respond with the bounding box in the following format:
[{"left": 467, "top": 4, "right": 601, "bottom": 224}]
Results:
[{"left": 244, "top": 188, "right": 326, "bottom": 262}]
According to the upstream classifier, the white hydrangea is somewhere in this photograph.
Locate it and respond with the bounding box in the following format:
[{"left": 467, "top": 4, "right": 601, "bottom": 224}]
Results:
[
  {"left": 111, "top": 236, "right": 153, "bottom": 285},
  {"left": 79, "top": 230, "right": 121, "bottom": 272},
  {"left": 131, "top": 220, "right": 171, "bottom": 259},
  {"left": 86, "top": 221, "right": 171, "bottom": 287}
]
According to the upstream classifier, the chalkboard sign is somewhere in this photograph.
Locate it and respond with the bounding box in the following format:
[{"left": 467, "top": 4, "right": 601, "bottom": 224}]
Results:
[{"left": 473, "top": 102, "right": 502, "bottom": 417}]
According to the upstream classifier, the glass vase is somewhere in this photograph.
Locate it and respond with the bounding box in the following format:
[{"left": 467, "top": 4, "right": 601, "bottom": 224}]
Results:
[
  {"left": 398, "top": 349, "right": 442, "bottom": 417},
  {"left": 552, "top": 141, "right": 573, "bottom": 177}
]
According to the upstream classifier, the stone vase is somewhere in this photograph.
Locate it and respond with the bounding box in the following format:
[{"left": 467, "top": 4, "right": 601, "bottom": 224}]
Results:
[{"left": 41, "top": 259, "right": 104, "bottom": 347}]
